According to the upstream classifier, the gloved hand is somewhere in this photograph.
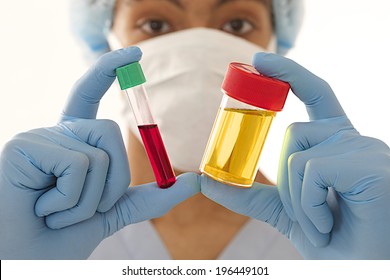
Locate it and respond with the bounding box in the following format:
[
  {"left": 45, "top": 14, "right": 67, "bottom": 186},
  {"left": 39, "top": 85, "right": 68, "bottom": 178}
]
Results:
[
  {"left": 0, "top": 47, "right": 200, "bottom": 259},
  {"left": 201, "top": 53, "right": 390, "bottom": 259}
]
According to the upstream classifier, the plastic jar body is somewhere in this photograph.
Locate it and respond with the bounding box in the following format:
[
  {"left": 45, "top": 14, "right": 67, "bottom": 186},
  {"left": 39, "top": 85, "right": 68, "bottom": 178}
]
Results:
[
  {"left": 200, "top": 62, "right": 289, "bottom": 187},
  {"left": 200, "top": 94, "right": 276, "bottom": 187}
]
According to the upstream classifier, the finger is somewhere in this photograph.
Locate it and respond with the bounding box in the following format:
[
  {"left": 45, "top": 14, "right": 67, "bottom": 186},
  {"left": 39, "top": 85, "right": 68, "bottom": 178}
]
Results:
[
  {"left": 44, "top": 150, "right": 109, "bottom": 229},
  {"left": 302, "top": 141, "right": 390, "bottom": 229},
  {"left": 285, "top": 132, "right": 362, "bottom": 245},
  {"left": 301, "top": 157, "right": 336, "bottom": 234},
  {"left": 200, "top": 175, "right": 293, "bottom": 237},
  {"left": 8, "top": 132, "right": 91, "bottom": 217},
  {"left": 288, "top": 151, "right": 330, "bottom": 246},
  {"left": 2, "top": 132, "right": 88, "bottom": 196},
  {"left": 278, "top": 118, "right": 354, "bottom": 221},
  {"left": 30, "top": 131, "right": 110, "bottom": 229},
  {"left": 61, "top": 119, "right": 130, "bottom": 212},
  {"left": 102, "top": 173, "right": 201, "bottom": 238},
  {"left": 252, "top": 52, "right": 345, "bottom": 121},
  {"left": 61, "top": 46, "right": 142, "bottom": 120}
]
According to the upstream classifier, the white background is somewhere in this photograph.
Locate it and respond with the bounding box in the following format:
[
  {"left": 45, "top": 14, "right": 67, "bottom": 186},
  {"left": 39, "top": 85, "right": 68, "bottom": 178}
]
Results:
[{"left": 1, "top": 0, "right": 389, "bottom": 181}]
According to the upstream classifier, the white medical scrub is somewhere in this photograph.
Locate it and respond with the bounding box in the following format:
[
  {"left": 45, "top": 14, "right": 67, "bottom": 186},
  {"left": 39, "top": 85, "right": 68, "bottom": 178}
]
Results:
[{"left": 89, "top": 219, "right": 302, "bottom": 259}]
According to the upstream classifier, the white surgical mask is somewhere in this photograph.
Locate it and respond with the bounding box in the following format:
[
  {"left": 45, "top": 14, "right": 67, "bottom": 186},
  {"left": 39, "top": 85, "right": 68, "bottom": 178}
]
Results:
[{"left": 110, "top": 28, "right": 273, "bottom": 172}]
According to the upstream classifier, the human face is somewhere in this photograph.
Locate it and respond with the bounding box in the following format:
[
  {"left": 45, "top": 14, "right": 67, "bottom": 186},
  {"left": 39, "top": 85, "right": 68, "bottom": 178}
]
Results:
[{"left": 112, "top": 0, "right": 273, "bottom": 48}]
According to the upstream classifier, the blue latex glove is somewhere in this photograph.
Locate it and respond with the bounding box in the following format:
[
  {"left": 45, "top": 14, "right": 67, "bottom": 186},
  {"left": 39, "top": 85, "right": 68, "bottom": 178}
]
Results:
[
  {"left": 0, "top": 47, "right": 200, "bottom": 259},
  {"left": 201, "top": 53, "right": 390, "bottom": 259}
]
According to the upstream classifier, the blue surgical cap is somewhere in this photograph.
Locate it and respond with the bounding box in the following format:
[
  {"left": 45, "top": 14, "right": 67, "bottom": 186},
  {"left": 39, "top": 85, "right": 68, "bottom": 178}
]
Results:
[{"left": 69, "top": 0, "right": 304, "bottom": 60}]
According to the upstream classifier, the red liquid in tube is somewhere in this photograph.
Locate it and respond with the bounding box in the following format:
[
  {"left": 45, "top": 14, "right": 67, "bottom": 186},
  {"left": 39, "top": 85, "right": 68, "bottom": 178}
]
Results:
[{"left": 138, "top": 124, "right": 176, "bottom": 188}]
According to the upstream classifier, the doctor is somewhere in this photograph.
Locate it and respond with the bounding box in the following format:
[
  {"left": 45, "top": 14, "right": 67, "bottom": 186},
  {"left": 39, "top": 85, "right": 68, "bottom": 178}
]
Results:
[
  {"left": 0, "top": 0, "right": 389, "bottom": 259},
  {"left": 73, "top": 0, "right": 304, "bottom": 259}
]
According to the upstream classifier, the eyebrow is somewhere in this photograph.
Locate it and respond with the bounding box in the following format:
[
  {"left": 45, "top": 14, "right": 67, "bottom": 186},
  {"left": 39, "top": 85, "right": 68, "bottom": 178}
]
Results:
[
  {"left": 126, "top": 0, "right": 268, "bottom": 10},
  {"left": 165, "top": 0, "right": 184, "bottom": 9},
  {"left": 127, "top": 0, "right": 184, "bottom": 9},
  {"left": 216, "top": 0, "right": 269, "bottom": 7}
]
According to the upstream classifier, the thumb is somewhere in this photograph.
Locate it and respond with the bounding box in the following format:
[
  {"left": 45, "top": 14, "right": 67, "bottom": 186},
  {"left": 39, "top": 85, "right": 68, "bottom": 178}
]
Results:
[
  {"left": 101, "top": 173, "right": 201, "bottom": 238},
  {"left": 201, "top": 175, "right": 293, "bottom": 237}
]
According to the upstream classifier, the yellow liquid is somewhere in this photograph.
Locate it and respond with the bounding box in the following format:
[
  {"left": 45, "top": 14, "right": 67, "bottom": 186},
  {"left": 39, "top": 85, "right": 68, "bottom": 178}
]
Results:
[{"left": 200, "top": 108, "right": 275, "bottom": 187}]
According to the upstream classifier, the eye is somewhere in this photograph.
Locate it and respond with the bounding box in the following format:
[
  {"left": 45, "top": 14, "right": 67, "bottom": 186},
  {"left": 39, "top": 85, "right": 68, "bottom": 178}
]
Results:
[
  {"left": 137, "top": 19, "right": 171, "bottom": 35},
  {"left": 221, "top": 19, "right": 254, "bottom": 35}
]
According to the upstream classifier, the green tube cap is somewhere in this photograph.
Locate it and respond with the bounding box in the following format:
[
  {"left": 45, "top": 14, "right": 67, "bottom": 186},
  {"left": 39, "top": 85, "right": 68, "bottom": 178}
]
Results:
[{"left": 116, "top": 62, "right": 146, "bottom": 90}]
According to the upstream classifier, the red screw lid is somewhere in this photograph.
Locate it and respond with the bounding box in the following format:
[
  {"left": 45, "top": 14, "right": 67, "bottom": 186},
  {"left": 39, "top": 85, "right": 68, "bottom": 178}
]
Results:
[{"left": 221, "top": 62, "right": 290, "bottom": 111}]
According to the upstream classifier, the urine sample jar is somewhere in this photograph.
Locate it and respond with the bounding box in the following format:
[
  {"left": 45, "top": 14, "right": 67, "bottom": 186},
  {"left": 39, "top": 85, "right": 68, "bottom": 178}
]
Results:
[
  {"left": 116, "top": 62, "right": 176, "bottom": 188},
  {"left": 200, "top": 62, "right": 290, "bottom": 187}
]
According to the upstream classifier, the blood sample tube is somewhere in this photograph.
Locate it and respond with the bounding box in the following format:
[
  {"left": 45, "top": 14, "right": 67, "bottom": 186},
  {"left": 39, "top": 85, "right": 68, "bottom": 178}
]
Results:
[{"left": 116, "top": 62, "right": 176, "bottom": 188}]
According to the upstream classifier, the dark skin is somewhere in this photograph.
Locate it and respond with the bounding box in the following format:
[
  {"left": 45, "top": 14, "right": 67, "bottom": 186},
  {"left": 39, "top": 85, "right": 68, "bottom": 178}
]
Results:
[{"left": 112, "top": 0, "right": 274, "bottom": 259}]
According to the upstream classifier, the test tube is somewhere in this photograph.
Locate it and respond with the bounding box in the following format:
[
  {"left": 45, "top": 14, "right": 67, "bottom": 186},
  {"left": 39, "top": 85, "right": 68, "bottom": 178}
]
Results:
[{"left": 116, "top": 62, "right": 176, "bottom": 188}]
